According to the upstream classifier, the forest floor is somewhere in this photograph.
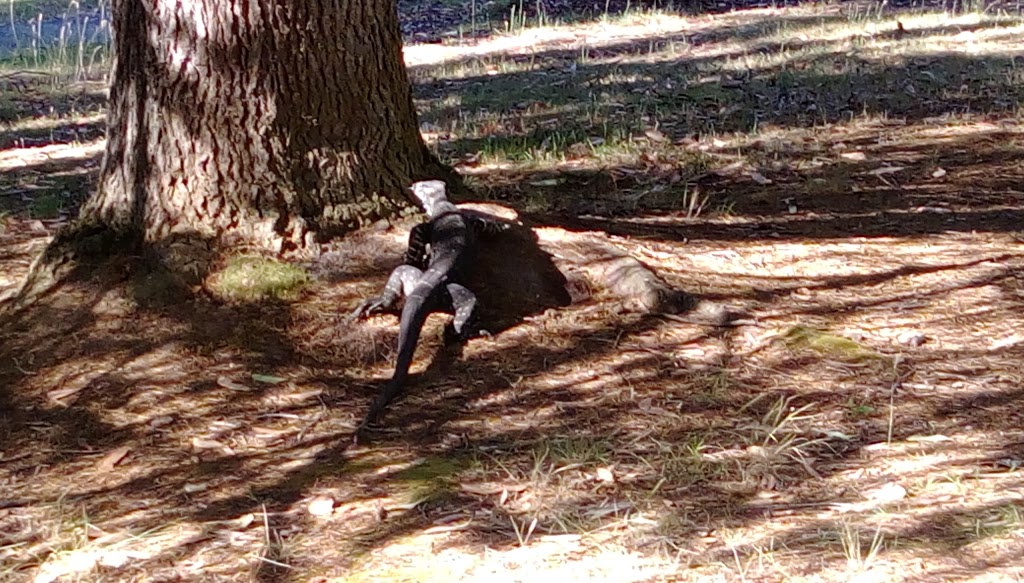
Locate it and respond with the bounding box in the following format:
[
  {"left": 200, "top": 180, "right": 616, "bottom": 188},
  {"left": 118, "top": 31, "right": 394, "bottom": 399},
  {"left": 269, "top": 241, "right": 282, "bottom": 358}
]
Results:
[{"left": 3, "top": 3, "right": 1024, "bottom": 583}]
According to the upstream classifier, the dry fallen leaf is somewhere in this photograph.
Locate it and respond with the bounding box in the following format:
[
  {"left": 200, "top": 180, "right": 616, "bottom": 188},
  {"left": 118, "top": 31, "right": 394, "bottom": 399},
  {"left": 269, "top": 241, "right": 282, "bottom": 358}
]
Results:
[
  {"left": 461, "top": 482, "right": 529, "bottom": 496},
  {"left": 86, "top": 524, "right": 106, "bottom": 540},
  {"left": 150, "top": 416, "right": 174, "bottom": 428},
  {"left": 529, "top": 178, "right": 564, "bottom": 187},
  {"left": 191, "top": 437, "right": 226, "bottom": 450},
  {"left": 96, "top": 445, "right": 131, "bottom": 472},
  {"left": 235, "top": 513, "right": 256, "bottom": 528},
  {"left": 48, "top": 386, "right": 84, "bottom": 402},
  {"left": 867, "top": 165, "right": 905, "bottom": 175},
  {"left": 191, "top": 437, "right": 235, "bottom": 455},
  {"left": 251, "top": 373, "right": 287, "bottom": 385},
  {"left": 906, "top": 434, "right": 952, "bottom": 443},
  {"left": 713, "top": 160, "right": 746, "bottom": 176},
  {"left": 596, "top": 467, "right": 615, "bottom": 483},
  {"left": 644, "top": 128, "right": 667, "bottom": 143},
  {"left": 217, "top": 376, "right": 252, "bottom": 391}
]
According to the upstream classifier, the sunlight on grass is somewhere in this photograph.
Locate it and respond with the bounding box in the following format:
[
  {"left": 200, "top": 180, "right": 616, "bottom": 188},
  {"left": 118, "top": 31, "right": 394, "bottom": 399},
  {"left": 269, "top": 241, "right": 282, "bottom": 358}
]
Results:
[
  {"left": 0, "top": 139, "right": 103, "bottom": 171},
  {"left": 413, "top": 6, "right": 1024, "bottom": 201},
  {"left": 404, "top": 11, "right": 692, "bottom": 69},
  {"left": 4, "top": 111, "right": 105, "bottom": 133}
]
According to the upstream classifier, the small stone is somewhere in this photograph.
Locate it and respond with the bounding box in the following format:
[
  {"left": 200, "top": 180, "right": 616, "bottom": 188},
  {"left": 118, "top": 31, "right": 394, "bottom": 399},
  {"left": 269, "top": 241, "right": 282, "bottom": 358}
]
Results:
[
  {"left": 897, "top": 331, "right": 927, "bottom": 346},
  {"left": 307, "top": 496, "right": 336, "bottom": 517}
]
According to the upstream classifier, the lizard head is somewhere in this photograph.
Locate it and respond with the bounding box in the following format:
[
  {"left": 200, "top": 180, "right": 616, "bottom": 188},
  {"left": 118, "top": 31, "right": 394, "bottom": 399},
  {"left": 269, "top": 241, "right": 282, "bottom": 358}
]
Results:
[{"left": 409, "top": 180, "right": 456, "bottom": 218}]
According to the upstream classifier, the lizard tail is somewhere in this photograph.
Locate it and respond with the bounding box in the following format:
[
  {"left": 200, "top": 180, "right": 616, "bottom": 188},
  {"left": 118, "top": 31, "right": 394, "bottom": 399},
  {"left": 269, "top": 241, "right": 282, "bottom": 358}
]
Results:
[
  {"left": 391, "top": 284, "right": 434, "bottom": 391},
  {"left": 362, "top": 280, "right": 437, "bottom": 424}
]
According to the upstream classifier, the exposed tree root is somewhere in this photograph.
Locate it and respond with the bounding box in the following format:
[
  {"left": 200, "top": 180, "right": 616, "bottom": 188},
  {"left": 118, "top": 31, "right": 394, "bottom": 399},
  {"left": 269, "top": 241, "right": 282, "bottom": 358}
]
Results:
[
  {"left": 3, "top": 220, "right": 219, "bottom": 312},
  {"left": 4, "top": 220, "right": 136, "bottom": 310}
]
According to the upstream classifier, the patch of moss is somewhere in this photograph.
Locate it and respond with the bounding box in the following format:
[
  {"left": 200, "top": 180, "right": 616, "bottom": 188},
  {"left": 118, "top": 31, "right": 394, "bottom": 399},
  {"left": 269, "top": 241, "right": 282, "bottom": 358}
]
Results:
[
  {"left": 391, "top": 456, "right": 467, "bottom": 505},
  {"left": 209, "top": 255, "right": 309, "bottom": 302},
  {"left": 782, "top": 326, "right": 884, "bottom": 361}
]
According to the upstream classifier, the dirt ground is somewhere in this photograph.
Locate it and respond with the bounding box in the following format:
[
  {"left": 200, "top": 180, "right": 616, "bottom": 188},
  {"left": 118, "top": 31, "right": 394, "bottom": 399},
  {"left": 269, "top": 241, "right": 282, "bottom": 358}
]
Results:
[{"left": 3, "top": 5, "right": 1024, "bottom": 583}]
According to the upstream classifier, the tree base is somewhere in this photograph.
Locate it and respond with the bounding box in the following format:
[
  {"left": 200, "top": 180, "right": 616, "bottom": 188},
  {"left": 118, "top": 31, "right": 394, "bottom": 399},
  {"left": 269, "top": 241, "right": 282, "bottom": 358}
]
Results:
[
  {"left": 5, "top": 219, "right": 217, "bottom": 311},
  {"left": 6, "top": 220, "right": 135, "bottom": 308}
]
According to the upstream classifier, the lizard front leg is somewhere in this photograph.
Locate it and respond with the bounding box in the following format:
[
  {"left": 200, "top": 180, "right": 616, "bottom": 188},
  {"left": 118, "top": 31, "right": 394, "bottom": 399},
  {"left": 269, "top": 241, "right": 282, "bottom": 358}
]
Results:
[{"left": 350, "top": 265, "right": 424, "bottom": 320}]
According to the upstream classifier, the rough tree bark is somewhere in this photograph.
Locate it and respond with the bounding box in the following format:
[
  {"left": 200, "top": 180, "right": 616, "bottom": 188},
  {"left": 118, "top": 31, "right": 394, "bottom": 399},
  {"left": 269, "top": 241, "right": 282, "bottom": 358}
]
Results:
[{"left": 20, "top": 0, "right": 453, "bottom": 298}]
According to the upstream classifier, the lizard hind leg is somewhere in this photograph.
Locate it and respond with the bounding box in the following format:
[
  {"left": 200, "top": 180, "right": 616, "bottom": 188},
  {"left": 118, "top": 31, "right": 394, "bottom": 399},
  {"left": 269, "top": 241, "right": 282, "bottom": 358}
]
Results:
[{"left": 443, "top": 282, "right": 483, "bottom": 344}]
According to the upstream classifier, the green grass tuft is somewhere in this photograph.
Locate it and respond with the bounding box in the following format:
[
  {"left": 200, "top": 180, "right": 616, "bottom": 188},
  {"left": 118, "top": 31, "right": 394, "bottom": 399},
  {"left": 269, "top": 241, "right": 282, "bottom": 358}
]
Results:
[{"left": 210, "top": 256, "right": 309, "bottom": 302}]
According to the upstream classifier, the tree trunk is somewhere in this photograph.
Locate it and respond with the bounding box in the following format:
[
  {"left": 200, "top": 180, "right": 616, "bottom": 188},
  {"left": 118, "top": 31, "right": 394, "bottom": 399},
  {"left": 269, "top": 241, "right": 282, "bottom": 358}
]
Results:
[{"left": 86, "top": 0, "right": 447, "bottom": 257}]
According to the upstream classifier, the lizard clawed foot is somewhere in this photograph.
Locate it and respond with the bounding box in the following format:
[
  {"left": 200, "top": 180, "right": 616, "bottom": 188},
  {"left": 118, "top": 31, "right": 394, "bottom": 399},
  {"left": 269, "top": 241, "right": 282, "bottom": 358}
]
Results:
[
  {"left": 349, "top": 297, "right": 389, "bottom": 321},
  {"left": 444, "top": 324, "right": 491, "bottom": 345},
  {"left": 353, "top": 416, "right": 384, "bottom": 444},
  {"left": 352, "top": 407, "right": 385, "bottom": 444}
]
